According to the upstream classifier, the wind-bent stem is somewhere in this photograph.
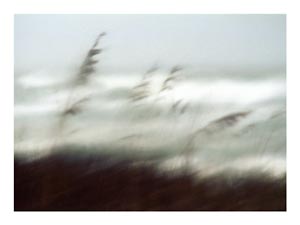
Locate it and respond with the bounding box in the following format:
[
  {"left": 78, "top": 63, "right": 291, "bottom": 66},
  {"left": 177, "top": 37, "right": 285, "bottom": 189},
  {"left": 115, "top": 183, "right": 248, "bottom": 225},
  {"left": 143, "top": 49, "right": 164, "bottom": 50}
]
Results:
[{"left": 50, "top": 33, "right": 106, "bottom": 152}]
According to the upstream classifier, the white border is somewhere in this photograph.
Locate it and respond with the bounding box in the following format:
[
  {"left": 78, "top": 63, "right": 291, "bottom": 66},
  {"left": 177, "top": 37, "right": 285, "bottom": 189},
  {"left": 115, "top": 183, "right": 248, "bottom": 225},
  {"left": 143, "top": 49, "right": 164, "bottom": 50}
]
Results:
[{"left": 1, "top": 1, "right": 298, "bottom": 225}]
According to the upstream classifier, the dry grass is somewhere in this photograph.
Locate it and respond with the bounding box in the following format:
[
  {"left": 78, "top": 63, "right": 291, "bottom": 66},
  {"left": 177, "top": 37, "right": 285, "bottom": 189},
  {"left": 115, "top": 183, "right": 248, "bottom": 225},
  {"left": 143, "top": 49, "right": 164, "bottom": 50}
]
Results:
[
  {"left": 52, "top": 33, "right": 106, "bottom": 148},
  {"left": 15, "top": 34, "right": 286, "bottom": 211},
  {"left": 15, "top": 149, "right": 286, "bottom": 211}
]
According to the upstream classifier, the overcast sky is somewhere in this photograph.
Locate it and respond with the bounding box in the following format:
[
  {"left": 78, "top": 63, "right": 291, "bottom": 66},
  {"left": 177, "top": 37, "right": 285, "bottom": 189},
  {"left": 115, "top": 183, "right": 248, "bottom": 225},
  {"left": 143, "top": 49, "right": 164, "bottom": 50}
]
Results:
[{"left": 15, "top": 14, "right": 286, "bottom": 73}]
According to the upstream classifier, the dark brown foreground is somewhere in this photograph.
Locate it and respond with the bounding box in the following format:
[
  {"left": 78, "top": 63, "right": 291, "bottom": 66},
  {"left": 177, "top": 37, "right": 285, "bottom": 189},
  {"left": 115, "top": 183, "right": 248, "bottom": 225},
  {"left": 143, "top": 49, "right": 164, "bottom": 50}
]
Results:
[{"left": 15, "top": 151, "right": 286, "bottom": 211}]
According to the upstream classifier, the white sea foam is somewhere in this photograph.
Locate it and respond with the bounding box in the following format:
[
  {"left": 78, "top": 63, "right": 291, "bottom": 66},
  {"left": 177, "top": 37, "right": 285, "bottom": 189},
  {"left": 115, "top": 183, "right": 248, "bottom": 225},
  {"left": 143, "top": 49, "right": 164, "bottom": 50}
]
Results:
[{"left": 14, "top": 70, "right": 286, "bottom": 174}]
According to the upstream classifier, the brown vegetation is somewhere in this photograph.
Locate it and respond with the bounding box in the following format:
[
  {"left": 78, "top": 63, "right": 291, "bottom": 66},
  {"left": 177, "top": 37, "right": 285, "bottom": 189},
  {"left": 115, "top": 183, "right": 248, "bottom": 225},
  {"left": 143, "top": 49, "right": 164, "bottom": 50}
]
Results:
[{"left": 15, "top": 150, "right": 286, "bottom": 211}]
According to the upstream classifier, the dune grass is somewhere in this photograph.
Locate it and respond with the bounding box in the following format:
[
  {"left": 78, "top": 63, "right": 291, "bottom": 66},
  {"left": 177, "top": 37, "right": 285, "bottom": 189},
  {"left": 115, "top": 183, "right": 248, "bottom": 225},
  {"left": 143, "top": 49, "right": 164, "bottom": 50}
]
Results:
[
  {"left": 15, "top": 149, "right": 286, "bottom": 211},
  {"left": 14, "top": 33, "right": 286, "bottom": 211}
]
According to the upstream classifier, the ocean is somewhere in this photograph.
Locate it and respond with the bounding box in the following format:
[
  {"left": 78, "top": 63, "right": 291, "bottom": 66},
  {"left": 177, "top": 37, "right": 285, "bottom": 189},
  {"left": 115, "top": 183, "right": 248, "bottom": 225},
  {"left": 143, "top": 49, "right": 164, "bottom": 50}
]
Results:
[{"left": 14, "top": 67, "right": 286, "bottom": 177}]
